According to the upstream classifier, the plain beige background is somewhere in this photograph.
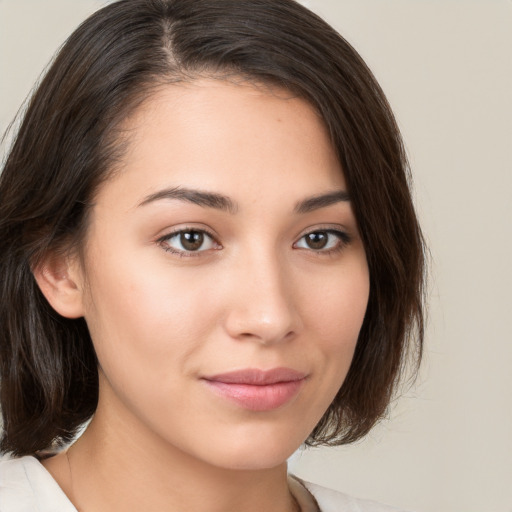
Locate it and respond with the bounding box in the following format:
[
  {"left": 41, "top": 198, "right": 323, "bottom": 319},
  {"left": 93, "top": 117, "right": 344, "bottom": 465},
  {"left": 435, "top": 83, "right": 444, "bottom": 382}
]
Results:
[{"left": 1, "top": 1, "right": 511, "bottom": 511}]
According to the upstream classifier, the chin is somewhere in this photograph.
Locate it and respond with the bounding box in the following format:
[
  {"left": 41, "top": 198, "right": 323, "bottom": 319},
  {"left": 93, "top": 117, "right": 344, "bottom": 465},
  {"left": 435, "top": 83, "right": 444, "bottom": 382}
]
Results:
[{"left": 194, "top": 428, "right": 306, "bottom": 472}]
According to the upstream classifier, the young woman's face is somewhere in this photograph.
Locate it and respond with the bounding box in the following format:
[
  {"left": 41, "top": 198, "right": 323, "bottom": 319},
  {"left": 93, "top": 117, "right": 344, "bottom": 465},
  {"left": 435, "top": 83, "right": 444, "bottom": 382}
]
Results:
[{"left": 76, "top": 79, "right": 369, "bottom": 470}]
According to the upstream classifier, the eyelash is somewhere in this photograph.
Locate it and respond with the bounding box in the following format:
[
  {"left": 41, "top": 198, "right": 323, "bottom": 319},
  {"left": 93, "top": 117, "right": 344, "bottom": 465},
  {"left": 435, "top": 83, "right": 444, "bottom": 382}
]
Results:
[
  {"left": 294, "top": 229, "right": 351, "bottom": 256},
  {"left": 157, "top": 227, "right": 351, "bottom": 258},
  {"left": 157, "top": 227, "right": 220, "bottom": 257}
]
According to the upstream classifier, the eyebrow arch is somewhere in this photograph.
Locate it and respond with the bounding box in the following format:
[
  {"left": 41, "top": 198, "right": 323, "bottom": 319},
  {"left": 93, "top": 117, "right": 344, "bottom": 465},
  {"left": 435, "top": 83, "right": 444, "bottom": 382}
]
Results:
[
  {"left": 138, "top": 186, "right": 349, "bottom": 215},
  {"left": 138, "top": 187, "right": 238, "bottom": 214},
  {"left": 294, "top": 190, "right": 350, "bottom": 214}
]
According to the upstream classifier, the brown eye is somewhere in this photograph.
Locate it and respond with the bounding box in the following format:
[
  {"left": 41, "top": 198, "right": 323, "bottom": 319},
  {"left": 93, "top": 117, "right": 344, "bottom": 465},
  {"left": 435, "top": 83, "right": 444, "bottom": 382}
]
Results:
[
  {"left": 305, "top": 232, "right": 329, "bottom": 249},
  {"left": 294, "top": 229, "right": 350, "bottom": 252},
  {"left": 160, "top": 229, "right": 218, "bottom": 254},
  {"left": 180, "top": 231, "right": 204, "bottom": 251}
]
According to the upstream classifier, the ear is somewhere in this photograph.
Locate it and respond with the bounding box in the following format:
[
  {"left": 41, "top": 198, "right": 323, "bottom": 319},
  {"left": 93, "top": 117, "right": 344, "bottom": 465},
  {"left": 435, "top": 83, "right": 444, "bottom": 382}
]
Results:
[{"left": 32, "top": 251, "right": 85, "bottom": 319}]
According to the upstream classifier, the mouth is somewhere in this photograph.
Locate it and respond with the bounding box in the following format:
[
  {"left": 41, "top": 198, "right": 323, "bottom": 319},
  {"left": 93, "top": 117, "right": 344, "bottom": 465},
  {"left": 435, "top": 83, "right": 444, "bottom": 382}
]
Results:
[{"left": 201, "top": 368, "right": 307, "bottom": 411}]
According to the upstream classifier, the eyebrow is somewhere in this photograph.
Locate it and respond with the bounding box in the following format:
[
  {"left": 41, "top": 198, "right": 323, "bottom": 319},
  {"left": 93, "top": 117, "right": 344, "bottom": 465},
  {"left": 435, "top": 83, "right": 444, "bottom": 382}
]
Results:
[
  {"left": 294, "top": 190, "right": 350, "bottom": 213},
  {"left": 138, "top": 187, "right": 238, "bottom": 214},
  {"left": 138, "top": 186, "right": 349, "bottom": 214}
]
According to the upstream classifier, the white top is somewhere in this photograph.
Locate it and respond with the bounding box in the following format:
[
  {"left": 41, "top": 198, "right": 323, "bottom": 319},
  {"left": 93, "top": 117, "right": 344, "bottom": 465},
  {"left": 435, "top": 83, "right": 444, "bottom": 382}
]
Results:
[{"left": 0, "top": 456, "right": 406, "bottom": 512}]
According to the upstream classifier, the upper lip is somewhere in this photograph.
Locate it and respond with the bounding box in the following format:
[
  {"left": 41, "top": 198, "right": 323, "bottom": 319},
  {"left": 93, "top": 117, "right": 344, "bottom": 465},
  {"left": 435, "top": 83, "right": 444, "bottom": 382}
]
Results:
[{"left": 203, "top": 367, "right": 307, "bottom": 385}]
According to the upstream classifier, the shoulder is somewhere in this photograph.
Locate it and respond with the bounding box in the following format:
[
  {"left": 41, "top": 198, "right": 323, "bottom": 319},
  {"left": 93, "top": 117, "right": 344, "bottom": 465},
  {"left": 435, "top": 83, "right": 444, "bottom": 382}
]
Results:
[
  {"left": 296, "top": 477, "right": 410, "bottom": 512},
  {"left": 0, "top": 455, "right": 76, "bottom": 512}
]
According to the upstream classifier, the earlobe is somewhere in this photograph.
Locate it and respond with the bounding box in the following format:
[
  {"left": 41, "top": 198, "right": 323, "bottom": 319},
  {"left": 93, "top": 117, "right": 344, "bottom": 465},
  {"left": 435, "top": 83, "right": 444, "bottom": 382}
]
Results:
[{"left": 32, "top": 253, "right": 85, "bottom": 319}]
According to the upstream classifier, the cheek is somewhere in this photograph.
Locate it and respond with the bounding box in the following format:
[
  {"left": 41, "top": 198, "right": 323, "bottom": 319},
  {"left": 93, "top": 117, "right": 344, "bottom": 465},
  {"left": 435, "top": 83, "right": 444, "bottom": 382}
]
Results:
[
  {"left": 82, "top": 268, "right": 215, "bottom": 429},
  {"left": 81, "top": 252, "right": 216, "bottom": 386},
  {"left": 306, "top": 263, "right": 369, "bottom": 347},
  {"left": 301, "top": 258, "right": 370, "bottom": 398},
  {"left": 277, "top": 261, "right": 369, "bottom": 439}
]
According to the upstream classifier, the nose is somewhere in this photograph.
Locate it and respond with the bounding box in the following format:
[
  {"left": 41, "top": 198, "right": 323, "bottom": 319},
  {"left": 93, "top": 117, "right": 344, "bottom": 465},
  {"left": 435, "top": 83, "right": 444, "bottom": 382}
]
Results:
[{"left": 223, "top": 250, "right": 302, "bottom": 345}]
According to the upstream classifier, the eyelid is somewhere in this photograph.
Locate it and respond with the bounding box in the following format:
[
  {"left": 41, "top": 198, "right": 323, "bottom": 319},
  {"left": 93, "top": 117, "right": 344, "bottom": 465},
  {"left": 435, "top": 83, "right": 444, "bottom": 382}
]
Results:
[
  {"left": 295, "top": 223, "right": 351, "bottom": 240},
  {"left": 293, "top": 225, "right": 352, "bottom": 253},
  {"left": 156, "top": 226, "right": 222, "bottom": 256},
  {"left": 155, "top": 223, "right": 352, "bottom": 258}
]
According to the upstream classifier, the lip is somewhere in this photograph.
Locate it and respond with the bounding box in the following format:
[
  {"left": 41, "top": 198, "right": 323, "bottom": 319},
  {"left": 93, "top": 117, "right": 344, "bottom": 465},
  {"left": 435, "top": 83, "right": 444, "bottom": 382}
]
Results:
[{"left": 202, "top": 368, "right": 307, "bottom": 411}]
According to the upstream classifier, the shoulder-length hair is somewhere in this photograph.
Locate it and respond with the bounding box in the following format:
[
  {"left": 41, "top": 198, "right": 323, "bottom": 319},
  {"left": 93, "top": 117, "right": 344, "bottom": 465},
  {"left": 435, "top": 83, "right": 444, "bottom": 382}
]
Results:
[{"left": 0, "top": 0, "right": 425, "bottom": 456}]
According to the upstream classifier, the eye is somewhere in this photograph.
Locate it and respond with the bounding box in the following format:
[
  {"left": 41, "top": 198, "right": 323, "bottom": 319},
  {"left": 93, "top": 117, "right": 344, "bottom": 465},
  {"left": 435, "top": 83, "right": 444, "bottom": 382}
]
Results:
[
  {"left": 158, "top": 229, "right": 219, "bottom": 255},
  {"left": 294, "top": 229, "right": 350, "bottom": 252}
]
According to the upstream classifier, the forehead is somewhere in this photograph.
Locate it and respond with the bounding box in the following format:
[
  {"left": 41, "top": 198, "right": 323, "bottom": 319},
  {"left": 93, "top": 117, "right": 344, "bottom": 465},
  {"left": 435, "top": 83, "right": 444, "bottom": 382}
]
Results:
[{"left": 96, "top": 78, "right": 345, "bottom": 210}]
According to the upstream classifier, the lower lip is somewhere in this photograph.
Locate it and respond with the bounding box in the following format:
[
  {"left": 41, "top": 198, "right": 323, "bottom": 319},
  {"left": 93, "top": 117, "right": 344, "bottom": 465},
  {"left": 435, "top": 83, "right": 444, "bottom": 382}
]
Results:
[{"left": 203, "top": 379, "right": 305, "bottom": 411}]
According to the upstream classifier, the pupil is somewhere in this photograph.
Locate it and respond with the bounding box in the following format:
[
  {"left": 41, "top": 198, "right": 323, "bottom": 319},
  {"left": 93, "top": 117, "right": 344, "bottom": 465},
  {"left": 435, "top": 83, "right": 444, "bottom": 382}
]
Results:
[
  {"left": 181, "top": 231, "right": 204, "bottom": 251},
  {"left": 307, "top": 232, "right": 328, "bottom": 249}
]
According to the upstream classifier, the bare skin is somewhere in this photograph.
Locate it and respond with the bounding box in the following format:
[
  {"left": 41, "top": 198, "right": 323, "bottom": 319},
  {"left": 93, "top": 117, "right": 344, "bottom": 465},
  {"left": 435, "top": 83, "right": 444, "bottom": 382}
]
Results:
[
  {"left": 43, "top": 405, "right": 298, "bottom": 512},
  {"left": 39, "top": 79, "right": 369, "bottom": 511}
]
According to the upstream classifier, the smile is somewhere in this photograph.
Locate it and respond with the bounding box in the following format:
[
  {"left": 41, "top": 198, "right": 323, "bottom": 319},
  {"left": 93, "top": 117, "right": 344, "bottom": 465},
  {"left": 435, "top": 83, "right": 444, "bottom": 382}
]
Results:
[{"left": 201, "top": 368, "right": 307, "bottom": 411}]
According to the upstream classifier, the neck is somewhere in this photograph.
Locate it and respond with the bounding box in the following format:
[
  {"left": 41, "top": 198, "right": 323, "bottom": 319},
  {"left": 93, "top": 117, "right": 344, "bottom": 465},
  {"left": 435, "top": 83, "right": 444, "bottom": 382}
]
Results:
[{"left": 58, "top": 391, "right": 297, "bottom": 512}]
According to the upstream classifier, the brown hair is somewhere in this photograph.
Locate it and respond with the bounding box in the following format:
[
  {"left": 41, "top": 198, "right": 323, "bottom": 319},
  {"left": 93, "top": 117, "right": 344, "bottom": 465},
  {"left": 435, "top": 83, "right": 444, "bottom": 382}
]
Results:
[{"left": 0, "top": 0, "right": 425, "bottom": 456}]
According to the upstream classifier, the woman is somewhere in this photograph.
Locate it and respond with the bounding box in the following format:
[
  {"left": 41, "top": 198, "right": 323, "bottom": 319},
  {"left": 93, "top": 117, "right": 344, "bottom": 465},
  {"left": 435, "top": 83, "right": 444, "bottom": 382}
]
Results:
[{"left": 0, "top": 0, "right": 425, "bottom": 510}]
